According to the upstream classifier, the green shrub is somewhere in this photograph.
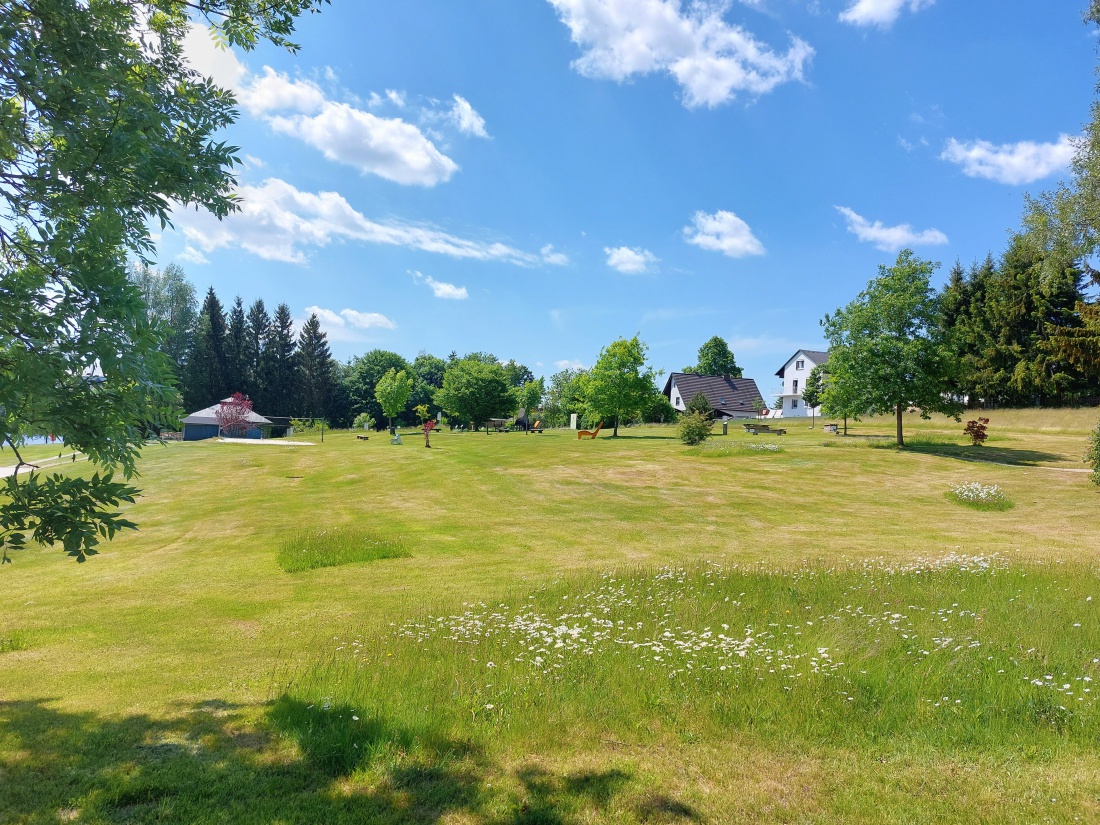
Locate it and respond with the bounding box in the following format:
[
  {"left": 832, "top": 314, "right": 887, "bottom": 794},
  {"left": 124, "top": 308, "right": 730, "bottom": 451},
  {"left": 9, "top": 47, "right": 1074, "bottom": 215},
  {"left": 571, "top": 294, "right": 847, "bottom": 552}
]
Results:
[
  {"left": 686, "top": 391, "right": 712, "bottom": 417},
  {"left": 352, "top": 412, "right": 375, "bottom": 431},
  {"left": 678, "top": 411, "right": 713, "bottom": 446},
  {"left": 290, "top": 418, "right": 328, "bottom": 434},
  {"left": 1087, "top": 419, "right": 1100, "bottom": 487},
  {"left": 278, "top": 528, "right": 410, "bottom": 573}
]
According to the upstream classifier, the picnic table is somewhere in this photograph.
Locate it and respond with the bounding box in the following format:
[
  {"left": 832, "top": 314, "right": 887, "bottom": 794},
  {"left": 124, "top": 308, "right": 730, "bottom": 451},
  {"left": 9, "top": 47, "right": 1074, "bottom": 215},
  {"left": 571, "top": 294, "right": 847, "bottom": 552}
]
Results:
[{"left": 742, "top": 423, "right": 786, "bottom": 436}]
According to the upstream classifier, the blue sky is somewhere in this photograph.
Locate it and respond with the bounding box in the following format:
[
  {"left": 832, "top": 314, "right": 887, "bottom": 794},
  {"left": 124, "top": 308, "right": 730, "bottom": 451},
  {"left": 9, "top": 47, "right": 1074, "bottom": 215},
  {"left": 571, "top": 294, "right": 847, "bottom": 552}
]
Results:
[{"left": 162, "top": 0, "right": 1097, "bottom": 397}]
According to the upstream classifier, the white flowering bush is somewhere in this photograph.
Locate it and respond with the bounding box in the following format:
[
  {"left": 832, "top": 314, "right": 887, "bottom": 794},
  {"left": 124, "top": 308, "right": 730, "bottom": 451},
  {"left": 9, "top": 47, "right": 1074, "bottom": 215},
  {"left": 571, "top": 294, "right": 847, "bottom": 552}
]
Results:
[{"left": 948, "top": 482, "right": 1012, "bottom": 510}]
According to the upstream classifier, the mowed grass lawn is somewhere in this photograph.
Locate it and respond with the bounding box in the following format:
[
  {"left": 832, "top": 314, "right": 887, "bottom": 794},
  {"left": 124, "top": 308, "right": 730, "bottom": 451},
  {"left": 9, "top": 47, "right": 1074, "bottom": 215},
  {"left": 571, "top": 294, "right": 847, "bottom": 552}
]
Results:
[{"left": 2, "top": 409, "right": 1099, "bottom": 823}]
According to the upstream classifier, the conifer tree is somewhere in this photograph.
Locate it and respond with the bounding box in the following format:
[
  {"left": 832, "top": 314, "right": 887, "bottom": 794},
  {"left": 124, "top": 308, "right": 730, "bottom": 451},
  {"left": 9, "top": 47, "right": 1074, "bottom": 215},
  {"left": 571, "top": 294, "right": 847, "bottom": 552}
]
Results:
[
  {"left": 246, "top": 299, "right": 272, "bottom": 410},
  {"left": 297, "top": 313, "right": 337, "bottom": 419},
  {"left": 182, "top": 288, "right": 229, "bottom": 410},
  {"left": 225, "top": 297, "right": 249, "bottom": 396},
  {"left": 265, "top": 303, "right": 298, "bottom": 415}
]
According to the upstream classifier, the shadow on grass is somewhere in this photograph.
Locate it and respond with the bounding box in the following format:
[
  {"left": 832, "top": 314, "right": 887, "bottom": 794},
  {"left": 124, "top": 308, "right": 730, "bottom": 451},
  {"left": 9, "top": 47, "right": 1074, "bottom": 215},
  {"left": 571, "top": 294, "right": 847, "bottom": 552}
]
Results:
[
  {"left": 899, "top": 441, "right": 1065, "bottom": 467},
  {"left": 0, "top": 697, "right": 689, "bottom": 824}
]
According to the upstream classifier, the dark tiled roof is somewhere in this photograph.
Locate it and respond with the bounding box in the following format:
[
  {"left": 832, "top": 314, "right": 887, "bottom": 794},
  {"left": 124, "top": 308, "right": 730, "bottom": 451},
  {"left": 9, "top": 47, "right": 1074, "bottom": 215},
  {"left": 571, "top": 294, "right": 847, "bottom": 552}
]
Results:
[
  {"left": 662, "top": 373, "right": 765, "bottom": 416},
  {"left": 775, "top": 349, "right": 830, "bottom": 378}
]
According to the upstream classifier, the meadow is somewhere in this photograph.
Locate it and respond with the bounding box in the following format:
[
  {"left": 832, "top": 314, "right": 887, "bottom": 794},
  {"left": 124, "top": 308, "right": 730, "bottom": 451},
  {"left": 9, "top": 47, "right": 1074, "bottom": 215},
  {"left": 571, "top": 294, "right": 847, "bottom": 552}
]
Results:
[{"left": 2, "top": 408, "right": 1099, "bottom": 823}]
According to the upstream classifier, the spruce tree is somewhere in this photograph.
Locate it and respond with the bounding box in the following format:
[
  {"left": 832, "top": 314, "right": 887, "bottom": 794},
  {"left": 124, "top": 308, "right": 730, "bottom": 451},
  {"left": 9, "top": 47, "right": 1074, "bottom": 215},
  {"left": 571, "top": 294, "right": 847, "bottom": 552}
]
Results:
[
  {"left": 297, "top": 313, "right": 337, "bottom": 419},
  {"left": 265, "top": 303, "right": 299, "bottom": 415},
  {"left": 246, "top": 299, "right": 272, "bottom": 411},
  {"left": 225, "top": 296, "right": 249, "bottom": 397},
  {"left": 182, "top": 287, "right": 229, "bottom": 410}
]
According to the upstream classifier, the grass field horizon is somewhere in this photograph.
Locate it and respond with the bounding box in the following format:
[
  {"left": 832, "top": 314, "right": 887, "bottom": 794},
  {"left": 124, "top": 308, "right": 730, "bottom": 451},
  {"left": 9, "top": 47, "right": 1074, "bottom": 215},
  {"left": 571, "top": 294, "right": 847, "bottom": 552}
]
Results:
[{"left": 3, "top": 407, "right": 1099, "bottom": 822}]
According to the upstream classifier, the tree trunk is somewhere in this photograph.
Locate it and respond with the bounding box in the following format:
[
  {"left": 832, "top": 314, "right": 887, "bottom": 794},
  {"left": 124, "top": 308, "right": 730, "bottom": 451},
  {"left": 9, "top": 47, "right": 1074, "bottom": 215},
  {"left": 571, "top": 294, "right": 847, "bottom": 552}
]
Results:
[
  {"left": 810, "top": 408, "right": 815, "bottom": 428},
  {"left": 613, "top": 412, "right": 619, "bottom": 437},
  {"left": 843, "top": 416, "right": 848, "bottom": 436},
  {"left": 896, "top": 402, "right": 904, "bottom": 447}
]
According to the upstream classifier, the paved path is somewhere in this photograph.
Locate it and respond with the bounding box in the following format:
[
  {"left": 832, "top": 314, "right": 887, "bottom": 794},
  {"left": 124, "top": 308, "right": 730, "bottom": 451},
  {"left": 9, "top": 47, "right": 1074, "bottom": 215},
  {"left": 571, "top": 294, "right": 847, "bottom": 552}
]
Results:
[
  {"left": 0, "top": 452, "right": 83, "bottom": 478},
  {"left": 217, "top": 438, "right": 316, "bottom": 446}
]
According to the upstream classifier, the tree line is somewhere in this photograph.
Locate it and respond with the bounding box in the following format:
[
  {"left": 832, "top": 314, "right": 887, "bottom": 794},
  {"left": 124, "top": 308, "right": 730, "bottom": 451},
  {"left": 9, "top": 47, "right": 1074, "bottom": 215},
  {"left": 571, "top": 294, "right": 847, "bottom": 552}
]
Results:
[{"left": 132, "top": 265, "right": 704, "bottom": 433}]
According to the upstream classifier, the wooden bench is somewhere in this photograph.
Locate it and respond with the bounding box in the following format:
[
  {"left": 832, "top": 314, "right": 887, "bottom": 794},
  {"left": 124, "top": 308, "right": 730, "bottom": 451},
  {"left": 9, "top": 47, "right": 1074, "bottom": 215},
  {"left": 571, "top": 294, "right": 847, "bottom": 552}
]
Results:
[{"left": 356, "top": 434, "right": 369, "bottom": 440}]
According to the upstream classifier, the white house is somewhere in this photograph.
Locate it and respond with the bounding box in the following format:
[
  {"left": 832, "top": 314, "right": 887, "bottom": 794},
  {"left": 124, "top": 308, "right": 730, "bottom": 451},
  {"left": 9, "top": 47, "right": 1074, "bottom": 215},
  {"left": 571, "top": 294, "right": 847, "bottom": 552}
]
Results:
[{"left": 774, "top": 350, "right": 829, "bottom": 418}]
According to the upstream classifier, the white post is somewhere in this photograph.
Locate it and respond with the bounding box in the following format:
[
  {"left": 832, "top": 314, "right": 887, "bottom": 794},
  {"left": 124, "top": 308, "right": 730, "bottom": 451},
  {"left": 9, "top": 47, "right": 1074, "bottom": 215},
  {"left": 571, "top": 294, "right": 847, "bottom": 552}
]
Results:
[{"left": 570, "top": 413, "right": 578, "bottom": 430}]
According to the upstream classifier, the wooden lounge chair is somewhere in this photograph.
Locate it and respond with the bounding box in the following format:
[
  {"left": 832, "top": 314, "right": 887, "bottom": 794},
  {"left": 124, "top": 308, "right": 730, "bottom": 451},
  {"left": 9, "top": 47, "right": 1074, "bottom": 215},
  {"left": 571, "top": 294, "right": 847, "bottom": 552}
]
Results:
[{"left": 578, "top": 422, "right": 603, "bottom": 440}]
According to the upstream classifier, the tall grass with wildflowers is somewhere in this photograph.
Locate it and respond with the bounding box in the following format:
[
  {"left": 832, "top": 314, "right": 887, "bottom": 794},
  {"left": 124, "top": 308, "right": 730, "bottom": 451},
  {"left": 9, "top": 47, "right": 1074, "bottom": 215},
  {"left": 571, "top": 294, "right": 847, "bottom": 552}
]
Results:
[{"left": 275, "top": 556, "right": 1100, "bottom": 773}]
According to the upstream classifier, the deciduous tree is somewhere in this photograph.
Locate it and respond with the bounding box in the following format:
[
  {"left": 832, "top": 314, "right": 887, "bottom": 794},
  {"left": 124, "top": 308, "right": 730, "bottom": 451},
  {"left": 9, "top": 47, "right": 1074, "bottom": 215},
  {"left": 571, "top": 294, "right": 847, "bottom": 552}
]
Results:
[
  {"left": 580, "top": 336, "right": 658, "bottom": 437},
  {"left": 822, "top": 250, "right": 961, "bottom": 446},
  {"left": 375, "top": 368, "right": 414, "bottom": 433},
  {"left": 684, "top": 336, "right": 742, "bottom": 378},
  {"left": 435, "top": 359, "right": 515, "bottom": 433},
  {"left": 129, "top": 262, "right": 197, "bottom": 379},
  {"left": 345, "top": 350, "right": 410, "bottom": 429},
  {"left": 0, "top": 0, "right": 325, "bottom": 562},
  {"left": 215, "top": 392, "right": 254, "bottom": 438},
  {"left": 801, "top": 365, "right": 825, "bottom": 428}
]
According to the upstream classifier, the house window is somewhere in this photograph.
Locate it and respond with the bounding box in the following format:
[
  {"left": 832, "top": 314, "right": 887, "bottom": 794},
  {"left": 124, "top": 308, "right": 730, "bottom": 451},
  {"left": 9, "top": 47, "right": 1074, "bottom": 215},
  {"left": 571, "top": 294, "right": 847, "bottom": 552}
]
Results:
[
  {"left": 795, "top": 359, "right": 805, "bottom": 370},
  {"left": 674, "top": 396, "right": 680, "bottom": 406},
  {"left": 791, "top": 399, "right": 798, "bottom": 409},
  {"left": 792, "top": 379, "right": 799, "bottom": 393}
]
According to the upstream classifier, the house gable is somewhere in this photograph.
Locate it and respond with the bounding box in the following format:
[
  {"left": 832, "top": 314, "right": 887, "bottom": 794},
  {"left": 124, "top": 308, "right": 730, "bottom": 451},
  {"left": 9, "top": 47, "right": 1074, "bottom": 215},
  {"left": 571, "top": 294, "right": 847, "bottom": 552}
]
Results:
[{"left": 662, "top": 373, "right": 764, "bottom": 418}]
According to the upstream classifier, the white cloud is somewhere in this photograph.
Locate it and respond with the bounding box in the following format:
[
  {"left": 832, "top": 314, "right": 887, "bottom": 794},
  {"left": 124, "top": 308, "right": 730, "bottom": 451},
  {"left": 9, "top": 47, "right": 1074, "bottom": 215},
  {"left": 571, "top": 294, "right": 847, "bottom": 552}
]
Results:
[
  {"left": 449, "top": 95, "right": 489, "bottom": 138},
  {"left": 238, "top": 67, "right": 325, "bottom": 116},
  {"left": 172, "top": 178, "right": 558, "bottom": 267},
  {"left": 303, "top": 305, "right": 346, "bottom": 327},
  {"left": 268, "top": 103, "right": 459, "bottom": 186},
  {"left": 605, "top": 245, "right": 659, "bottom": 274},
  {"left": 940, "top": 135, "right": 1076, "bottom": 186},
  {"left": 412, "top": 270, "right": 469, "bottom": 300},
  {"left": 340, "top": 309, "right": 397, "bottom": 329},
  {"left": 182, "top": 24, "right": 247, "bottom": 92},
  {"left": 182, "top": 27, "right": 457, "bottom": 186},
  {"left": 177, "top": 245, "right": 209, "bottom": 265},
  {"left": 683, "top": 210, "right": 764, "bottom": 258},
  {"left": 839, "top": 0, "right": 935, "bottom": 28},
  {"left": 540, "top": 244, "right": 571, "bottom": 266},
  {"left": 547, "top": 0, "right": 814, "bottom": 108},
  {"left": 835, "top": 206, "right": 948, "bottom": 251},
  {"left": 304, "top": 306, "right": 397, "bottom": 335},
  {"left": 555, "top": 359, "right": 587, "bottom": 370}
]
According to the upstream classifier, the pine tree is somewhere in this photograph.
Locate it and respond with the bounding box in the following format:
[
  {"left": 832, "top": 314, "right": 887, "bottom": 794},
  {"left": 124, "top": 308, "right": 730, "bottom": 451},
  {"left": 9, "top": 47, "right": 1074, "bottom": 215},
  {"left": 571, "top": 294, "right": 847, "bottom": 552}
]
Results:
[
  {"left": 297, "top": 313, "right": 337, "bottom": 419},
  {"left": 265, "top": 303, "right": 298, "bottom": 415},
  {"left": 225, "top": 296, "right": 249, "bottom": 396},
  {"left": 246, "top": 299, "right": 272, "bottom": 410},
  {"left": 182, "top": 287, "right": 229, "bottom": 410}
]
